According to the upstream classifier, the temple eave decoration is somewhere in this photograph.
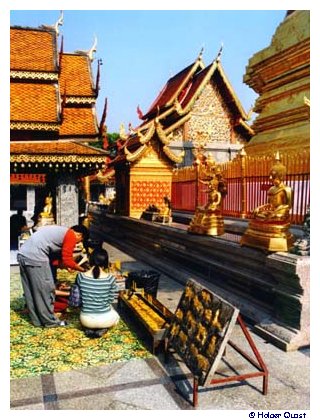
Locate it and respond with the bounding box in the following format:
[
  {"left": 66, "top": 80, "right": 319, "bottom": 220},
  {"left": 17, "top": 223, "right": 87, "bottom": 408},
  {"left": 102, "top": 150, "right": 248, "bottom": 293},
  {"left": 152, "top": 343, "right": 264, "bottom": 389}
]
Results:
[
  {"left": 137, "top": 123, "right": 156, "bottom": 145},
  {"left": 124, "top": 144, "right": 148, "bottom": 162},
  {"left": 163, "top": 145, "right": 184, "bottom": 163},
  {"left": 65, "top": 96, "right": 96, "bottom": 105},
  {"left": 10, "top": 70, "right": 59, "bottom": 81},
  {"left": 10, "top": 122, "right": 60, "bottom": 131},
  {"left": 10, "top": 155, "right": 107, "bottom": 164},
  {"left": 155, "top": 121, "right": 171, "bottom": 145}
]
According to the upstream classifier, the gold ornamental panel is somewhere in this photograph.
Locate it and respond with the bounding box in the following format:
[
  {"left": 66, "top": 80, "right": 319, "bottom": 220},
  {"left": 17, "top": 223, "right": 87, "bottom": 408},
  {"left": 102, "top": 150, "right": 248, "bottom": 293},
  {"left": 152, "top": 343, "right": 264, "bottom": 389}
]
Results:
[{"left": 130, "top": 179, "right": 171, "bottom": 214}]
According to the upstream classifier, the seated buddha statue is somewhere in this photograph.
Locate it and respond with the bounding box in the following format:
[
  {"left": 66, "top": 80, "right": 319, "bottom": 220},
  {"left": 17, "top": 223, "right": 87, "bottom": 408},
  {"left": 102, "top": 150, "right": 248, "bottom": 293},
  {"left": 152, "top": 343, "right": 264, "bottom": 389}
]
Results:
[
  {"left": 241, "top": 156, "right": 295, "bottom": 252},
  {"left": 40, "top": 195, "right": 53, "bottom": 218},
  {"left": 253, "top": 162, "right": 292, "bottom": 221},
  {"left": 37, "top": 195, "right": 55, "bottom": 226}
]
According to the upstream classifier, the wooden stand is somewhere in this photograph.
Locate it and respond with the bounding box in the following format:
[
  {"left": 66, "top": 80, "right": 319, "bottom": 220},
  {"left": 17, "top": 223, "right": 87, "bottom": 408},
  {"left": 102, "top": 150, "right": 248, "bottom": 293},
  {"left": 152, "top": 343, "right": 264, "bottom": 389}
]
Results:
[
  {"left": 167, "top": 314, "right": 268, "bottom": 408},
  {"left": 118, "top": 290, "right": 173, "bottom": 354}
]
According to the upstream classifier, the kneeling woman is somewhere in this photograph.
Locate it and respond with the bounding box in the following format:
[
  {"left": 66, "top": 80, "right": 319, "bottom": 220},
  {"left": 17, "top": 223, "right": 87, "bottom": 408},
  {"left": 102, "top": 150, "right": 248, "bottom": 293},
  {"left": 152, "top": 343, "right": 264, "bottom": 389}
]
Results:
[{"left": 77, "top": 248, "right": 120, "bottom": 338}]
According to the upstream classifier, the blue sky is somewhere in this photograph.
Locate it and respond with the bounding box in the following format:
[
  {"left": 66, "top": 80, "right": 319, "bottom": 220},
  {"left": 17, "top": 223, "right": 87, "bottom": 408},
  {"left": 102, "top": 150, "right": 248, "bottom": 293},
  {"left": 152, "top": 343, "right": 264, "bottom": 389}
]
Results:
[{"left": 10, "top": 9, "right": 286, "bottom": 133}]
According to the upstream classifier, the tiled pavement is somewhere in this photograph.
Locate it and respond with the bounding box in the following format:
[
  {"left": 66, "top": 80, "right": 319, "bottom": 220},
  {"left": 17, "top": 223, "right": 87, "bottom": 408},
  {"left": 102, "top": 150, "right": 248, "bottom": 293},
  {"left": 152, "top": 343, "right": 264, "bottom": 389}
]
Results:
[{"left": 9, "top": 243, "right": 310, "bottom": 412}]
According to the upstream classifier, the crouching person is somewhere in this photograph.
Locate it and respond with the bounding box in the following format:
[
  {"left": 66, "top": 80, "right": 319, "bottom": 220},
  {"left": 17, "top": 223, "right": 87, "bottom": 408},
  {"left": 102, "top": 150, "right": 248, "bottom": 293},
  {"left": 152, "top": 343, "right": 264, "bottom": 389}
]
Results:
[{"left": 77, "top": 248, "right": 120, "bottom": 338}]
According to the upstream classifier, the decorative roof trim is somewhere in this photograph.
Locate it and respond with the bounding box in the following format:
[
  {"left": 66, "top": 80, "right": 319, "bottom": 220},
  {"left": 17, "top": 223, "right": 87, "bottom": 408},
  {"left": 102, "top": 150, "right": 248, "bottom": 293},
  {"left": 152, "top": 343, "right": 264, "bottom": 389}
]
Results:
[
  {"left": 216, "top": 62, "right": 248, "bottom": 120},
  {"left": 66, "top": 96, "right": 96, "bottom": 104},
  {"left": 163, "top": 145, "right": 184, "bottom": 163},
  {"left": 137, "top": 123, "right": 155, "bottom": 145},
  {"left": 155, "top": 120, "right": 170, "bottom": 145},
  {"left": 74, "top": 35, "right": 97, "bottom": 62},
  {"left": 124, "top": 144, "right": 148, "bottom": 162},
  {"left": 10, "top": 122, "right": 59, "bottom": 131},
  {"left": 236, "top": 118, "right": 255, "bottom": 136},
  {"left": 10, "top": 70, "right": 58, "bottom": 81},
  {"left": 166, "top": 54, "right": 206, "bottom": 107},
  {"left": 164, "top": 113, "right": 191, "bottom": 134},
  {"left": 174, "top": 60, "right": 219, "bottom": 117},
  {"left": 136, "top": 106, "right": 173, "bottom": 133},
  {"left": 10, "top": 154, "right": 107, "bottom": 164}
]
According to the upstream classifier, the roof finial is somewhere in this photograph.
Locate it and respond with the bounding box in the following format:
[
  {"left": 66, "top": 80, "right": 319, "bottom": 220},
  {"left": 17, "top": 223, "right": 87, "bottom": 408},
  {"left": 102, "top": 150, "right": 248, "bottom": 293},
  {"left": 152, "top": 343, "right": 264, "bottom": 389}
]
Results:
[
  {"left": 74, "top": 35, "right": 97, "bottom": 61},
  {"left": 198, "top": 45, "right": 205, "bottom": 60},
  {"left": 40, "top": 10, "right": 64, "bottom": 36},
  {"left": 215, "top": 42, "right": 224, "bottom": 62},
  {"left": 88, "top": 35, "right": 97, "bottom": 61},
  {"left": 55, "top": 11, "right": 64, "bottom": 35}
]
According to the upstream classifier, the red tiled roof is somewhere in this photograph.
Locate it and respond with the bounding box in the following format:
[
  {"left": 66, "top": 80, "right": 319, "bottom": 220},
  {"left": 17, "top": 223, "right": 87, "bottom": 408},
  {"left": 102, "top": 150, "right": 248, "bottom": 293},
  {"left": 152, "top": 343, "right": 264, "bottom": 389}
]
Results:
[
  {"left": 59, "top": 54, "right": 95, "bottom": 97},
  {"left": 144, "top": 62, "right": 201, "bottom": 118},
  {"left": 180, "top": 65, "right": 212, "bottom": 108},
  {"left": 10, "top": 83, "right": 58, "bottom": 123},
  {"left": 59, "top": 108, "right": 98, "bottom": 137},
  {"left": 10, "top": 27, "right": 57, "bottom": 72}
]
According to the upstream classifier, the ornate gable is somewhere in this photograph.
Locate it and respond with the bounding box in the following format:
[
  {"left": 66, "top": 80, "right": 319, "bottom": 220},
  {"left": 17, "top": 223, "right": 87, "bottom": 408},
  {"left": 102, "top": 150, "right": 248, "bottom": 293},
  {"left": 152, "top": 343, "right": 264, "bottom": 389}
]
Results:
[{"left": 188, "top": 83, "right": 232, "bottom": 143}]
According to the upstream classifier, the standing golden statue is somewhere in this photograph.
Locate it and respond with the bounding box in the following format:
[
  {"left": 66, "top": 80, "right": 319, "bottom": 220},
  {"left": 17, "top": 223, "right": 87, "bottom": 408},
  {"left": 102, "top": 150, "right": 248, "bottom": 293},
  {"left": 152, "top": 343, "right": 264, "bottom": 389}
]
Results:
[
  {"left": 188, "top": 154, "right": 227, "bottom": 236},
  {"left": 241, "top": 153, "right": 295, "bottom": 252}
]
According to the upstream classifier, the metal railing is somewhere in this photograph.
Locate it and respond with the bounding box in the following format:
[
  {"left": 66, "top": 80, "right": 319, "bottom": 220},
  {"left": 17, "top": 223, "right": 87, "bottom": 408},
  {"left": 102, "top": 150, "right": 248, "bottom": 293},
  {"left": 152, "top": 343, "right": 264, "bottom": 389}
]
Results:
[{"left": 172, "top": 150, "right": 310, "bottom": 224}]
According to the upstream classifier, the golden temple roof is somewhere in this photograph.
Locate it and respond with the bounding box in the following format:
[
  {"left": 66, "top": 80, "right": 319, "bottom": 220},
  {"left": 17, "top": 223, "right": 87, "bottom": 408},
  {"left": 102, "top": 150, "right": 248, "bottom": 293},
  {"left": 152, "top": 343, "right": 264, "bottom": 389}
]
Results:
[
  {"left": 59, "top": 53, "right": 95, "bottom": 97},
  {"left": 59, "top": 108, "right": 98, "bottom": 137},
  {"left": 10, "top": 24, "right": 99, "bottom": 141},
  {"left": 10, "top": 83, "right": 59, "bottom": 124},
  {"left": 10, "top": 141, "right": 109, "bottom": 174},
  {"left": 10, "top": 27, "right": 57, "bottom": 72}
]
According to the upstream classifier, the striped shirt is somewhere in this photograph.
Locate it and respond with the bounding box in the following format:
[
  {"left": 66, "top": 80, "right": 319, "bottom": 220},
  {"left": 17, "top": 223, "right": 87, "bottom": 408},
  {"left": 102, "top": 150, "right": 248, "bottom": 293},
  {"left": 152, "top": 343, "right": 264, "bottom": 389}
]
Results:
[{"left": 76, "top": 272, "right": 119, "bottom": 314}]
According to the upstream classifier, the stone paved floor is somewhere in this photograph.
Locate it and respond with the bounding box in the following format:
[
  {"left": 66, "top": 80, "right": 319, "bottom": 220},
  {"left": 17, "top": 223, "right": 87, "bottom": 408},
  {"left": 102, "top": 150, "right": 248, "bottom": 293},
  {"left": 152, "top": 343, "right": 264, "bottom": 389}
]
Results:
[{"left": 9, "top": 242, "right": 310, "bottom": 413}]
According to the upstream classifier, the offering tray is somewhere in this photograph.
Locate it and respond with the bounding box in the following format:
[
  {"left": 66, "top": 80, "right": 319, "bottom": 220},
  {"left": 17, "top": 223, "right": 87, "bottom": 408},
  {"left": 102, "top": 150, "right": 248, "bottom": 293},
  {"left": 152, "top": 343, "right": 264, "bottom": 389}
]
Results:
[{"left": 118, "top": 290, "right": 173, "bottom": 353}]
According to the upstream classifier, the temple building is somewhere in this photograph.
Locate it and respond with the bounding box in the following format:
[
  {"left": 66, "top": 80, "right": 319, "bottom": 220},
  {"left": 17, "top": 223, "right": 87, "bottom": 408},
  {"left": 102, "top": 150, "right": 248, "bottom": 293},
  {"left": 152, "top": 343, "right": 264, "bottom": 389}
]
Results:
[
  {"left": 243, "top": 10, "right": 310, "bottom": 156},
  {"left": 108, "top": 120, "right": 183, "bottom": 218},
  {"left": 108, "top": 49, "right": 253, "bottom": 218},
  {"left": 136, "top": 48, "right": 254, "bottom": 166},
  {"left": 10, "top": 17, "right": 108, "bottom": 227}
]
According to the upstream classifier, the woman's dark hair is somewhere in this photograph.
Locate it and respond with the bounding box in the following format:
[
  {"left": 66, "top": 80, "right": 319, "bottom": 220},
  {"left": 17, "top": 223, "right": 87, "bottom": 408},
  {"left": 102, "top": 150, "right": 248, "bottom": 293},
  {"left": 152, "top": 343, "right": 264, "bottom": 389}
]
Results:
[{"left": 89, "top": 248, "right": 109, "bottom": 279}]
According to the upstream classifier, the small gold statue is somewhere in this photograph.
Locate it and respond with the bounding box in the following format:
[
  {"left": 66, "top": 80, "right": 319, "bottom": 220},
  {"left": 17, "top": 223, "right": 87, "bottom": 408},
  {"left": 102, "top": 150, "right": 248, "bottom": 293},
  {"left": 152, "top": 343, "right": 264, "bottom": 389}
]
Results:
[
  {"left": 37, "top": 194, "right": 55, "bottom": 227},
  {"left": 98, "top": 193, "right": 109, "bottom": 205},
  {"left": 40, "top": 195, "right": 53, "bottom": 218},
  {"left": 253, "top": 160, "right": 292, "bottom": 221},
  {"left": 188, "top": 156, "right": 226, "bottom": 236},
  {"left": 241, "top": 153, "right": 295, "bottom": 252}
]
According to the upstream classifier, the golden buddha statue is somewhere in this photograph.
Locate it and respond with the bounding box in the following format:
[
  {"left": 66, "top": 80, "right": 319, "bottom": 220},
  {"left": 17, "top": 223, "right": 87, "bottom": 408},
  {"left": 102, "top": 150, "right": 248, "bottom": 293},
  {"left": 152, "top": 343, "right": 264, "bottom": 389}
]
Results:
[
  {"left": 241, "top": 155, "right": 295, "bottom": 252},
  {"left": 188, "top": 157, "right": 226, "bottom": 236},
  {"left": 40, "top": 195, "right": 53, "bottom": 218},
  {"left": 37, "top": 194, "right": 55, "bottom": 226},
  {"left": 98, "top": 193, "right": 109, "bottom": 205}
]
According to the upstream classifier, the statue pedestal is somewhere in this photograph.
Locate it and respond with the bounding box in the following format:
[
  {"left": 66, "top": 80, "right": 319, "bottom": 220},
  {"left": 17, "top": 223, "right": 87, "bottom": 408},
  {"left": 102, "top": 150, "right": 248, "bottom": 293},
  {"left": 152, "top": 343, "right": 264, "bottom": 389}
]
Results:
[
  {"left": 36, "top": 216, "right": 55, "bottom": 228},
  {"left": 188, "top": 209, "right": 224, "bottom": 236},
  {"left": 241, "top": 219, "right": 295, "bottom": 252}
]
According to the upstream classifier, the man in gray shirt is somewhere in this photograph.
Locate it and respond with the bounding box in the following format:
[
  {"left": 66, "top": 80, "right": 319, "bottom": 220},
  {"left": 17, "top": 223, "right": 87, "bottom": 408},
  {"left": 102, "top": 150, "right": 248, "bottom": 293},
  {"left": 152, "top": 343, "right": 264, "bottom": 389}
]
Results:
[{"left": 17, "top": 224, "right": 88, "bottom": 327}]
